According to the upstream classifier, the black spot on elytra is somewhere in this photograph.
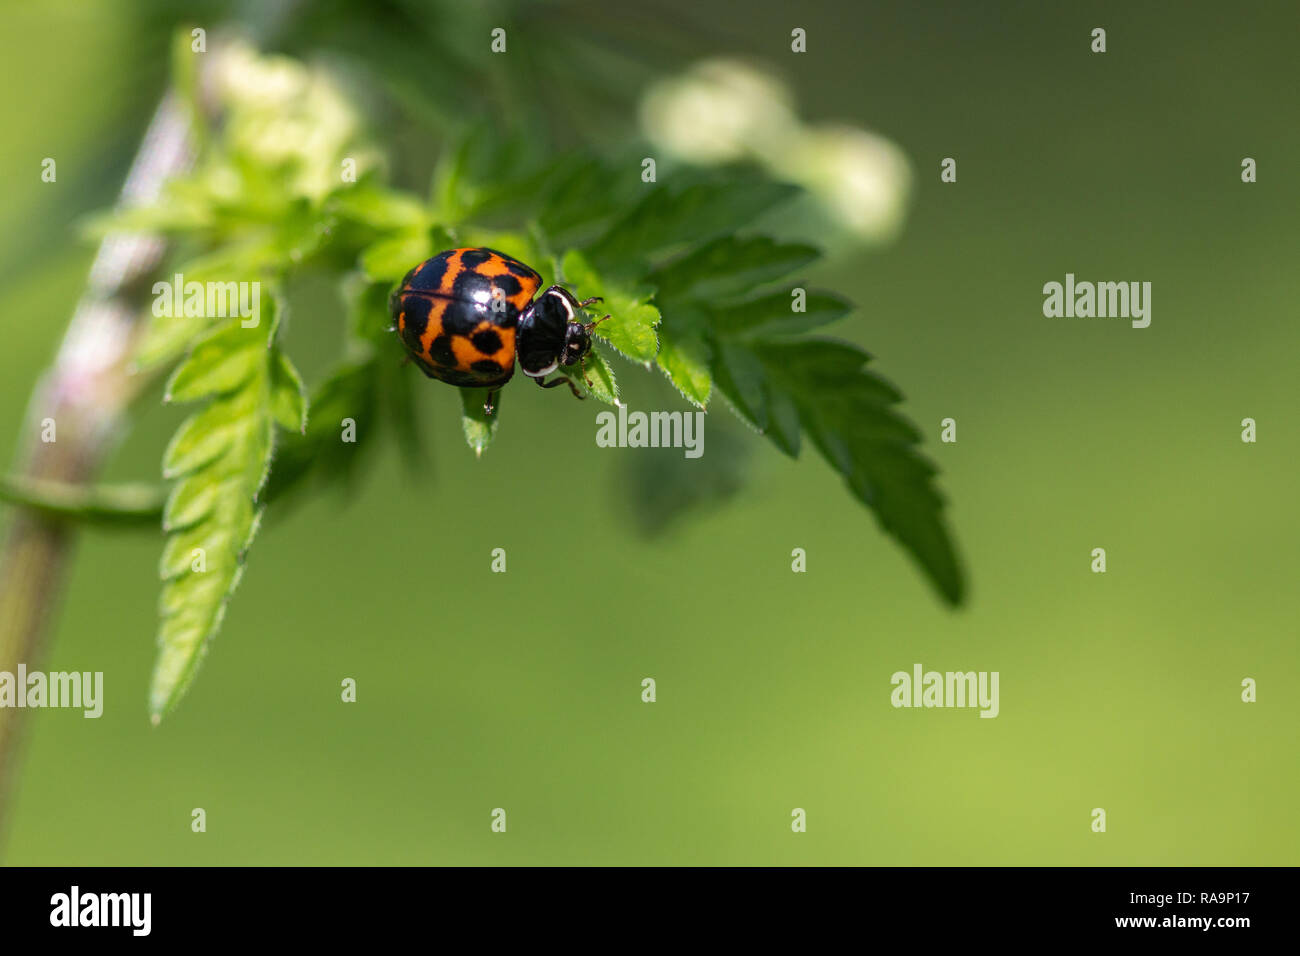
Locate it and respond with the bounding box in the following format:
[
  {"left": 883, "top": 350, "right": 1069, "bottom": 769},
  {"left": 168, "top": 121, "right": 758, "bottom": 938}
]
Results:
[
  {"left": 451, "top": 267, "right": 493, "bottom": 303},
  {"left": 407, "top": 253, "right": 450, "bottom": 293},
  {"left": 471, "top": 329, "right": 503, "bottom": 354},
  {"left": 400, "top": 296, "right": 430, "bottom": 351},
  {"left": 440, "top": 299, "right": 481, "bottom": 335},
  {"left": 493, "top": 274, "right": 523, "bottom": 298},
  {"left": 504, "top": 258, "right": 539, "bottom": 281},
  {"left": 429, "top": 334, "right": 457, "bottom": 367},
  {"left": 460, "top": 248, "right": 492, "bottom": 268},
  {"left": 472, "top": 359, "right": 505, "bottom": 375}
]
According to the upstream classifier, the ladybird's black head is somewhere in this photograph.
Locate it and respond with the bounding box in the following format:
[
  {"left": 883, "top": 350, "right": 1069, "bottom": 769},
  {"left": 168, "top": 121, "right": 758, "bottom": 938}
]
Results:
[{"left": 560, "top": 321, "right": 592, "bottom": 367}]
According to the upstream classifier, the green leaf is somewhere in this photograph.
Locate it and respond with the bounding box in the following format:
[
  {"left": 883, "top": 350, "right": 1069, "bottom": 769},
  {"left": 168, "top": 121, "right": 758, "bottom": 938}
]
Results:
[
  {"left": 712, "top": 341, "right": 769, "bottom": 431},
  {"left": 559, "top": 249, "right": 659, "bottom": 363},
  {"left": 536, "top": 156, "right": 631, "bottom": 243},
  {"left": 460, "top": 387, "right": 501, "bottom": 458},
  {"left": 329, "top": 183, "right": 429, "bottom": 232},
  {"left": 715, "top": 338, "right": 963, "bottom": 605},
  {"left": 360, "top": 232, "right": 434, "bottom": 283},
  {"left": 79, "top": 200, "right": 213, "bottom": 239},
  {"left": 164, "top": 321, "right": 267, "bottom": 404},
  {"left": 134, "top": 309, "right": 218, "bottom": 372},
  {"left": 588, "top": 178, "right": 799, "bottom": 273},
  {"left": 710, "top": 288, "right": 852, "bottom": 339},
  {"left": 269, "top": 349, "right": 308, "bottom": 433},
  {"left": 656, "top": 330, "right": 712, "bottom": 408},
  {"left": 649, "top": 236, "right": 819, "bottom": 306},
  {"left": 150, "top": 289, "right": 302, "bottom": 720},
  {"left": 430, "top": 126, "right": 500, "bottom": 224},
  {"left": 764, "top": 387, "right": 802, "bottom": 458},
  {"left": 342, "top": 274, "right": 399, "bottom": 347},
  {"left": 151, "top": 398, "right": 274, "bottom": 719},
  {"left": 162, "top": 473, "right": 223, "bottom": 531},
  {"left": 560, "top": 344, "right": 619, "bottom": 405},
  {"left": 162, "top": 396, "right": 247, "bottom": 478}
]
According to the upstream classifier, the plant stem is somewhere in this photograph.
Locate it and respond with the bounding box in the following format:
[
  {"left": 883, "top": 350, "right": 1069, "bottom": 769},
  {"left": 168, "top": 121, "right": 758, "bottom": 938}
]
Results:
[
  {"left": 0, "top": 476, "right": 167, "bottom": 527},
  {"left": 0, "top": 92, "right": 194, "bottom": 848}
]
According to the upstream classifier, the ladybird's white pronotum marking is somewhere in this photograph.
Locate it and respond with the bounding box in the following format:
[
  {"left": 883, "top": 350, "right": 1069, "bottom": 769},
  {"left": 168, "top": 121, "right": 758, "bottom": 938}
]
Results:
[
  {"left": 551, "top": 288, "right": 574, "bottom": 322},
  {"left": 521, "top": 289, "right": 572, "bottom": 375}
]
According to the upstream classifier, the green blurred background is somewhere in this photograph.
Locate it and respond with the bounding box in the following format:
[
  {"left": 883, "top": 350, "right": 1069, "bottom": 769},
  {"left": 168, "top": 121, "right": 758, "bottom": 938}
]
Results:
[{"left": 1, "top": 0, "right": 1295, "bottom": 865}]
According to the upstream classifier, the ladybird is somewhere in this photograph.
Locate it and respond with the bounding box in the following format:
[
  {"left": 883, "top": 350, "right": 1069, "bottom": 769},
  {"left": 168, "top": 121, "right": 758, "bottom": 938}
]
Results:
[{"left": 389, "top": 247, "right": 608, "bottom": 413}]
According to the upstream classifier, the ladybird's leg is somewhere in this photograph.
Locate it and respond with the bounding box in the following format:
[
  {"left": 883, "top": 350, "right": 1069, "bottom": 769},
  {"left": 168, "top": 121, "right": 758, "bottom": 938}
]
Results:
[
  {"left": 484, "top": 389, "right": 499, "bottom": 416},
  {"left": 536, "top": 376, "right": 585, "bottom": 400},
  {"left": 576, "top": 296, "right": 603, "bottom": 309},
  {"left": 584, "top": 313, "right": 612, "bottom": 333}
]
